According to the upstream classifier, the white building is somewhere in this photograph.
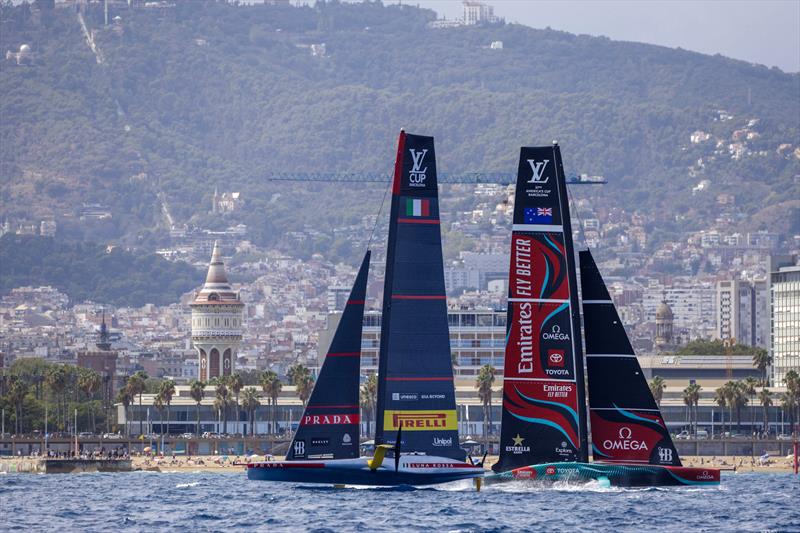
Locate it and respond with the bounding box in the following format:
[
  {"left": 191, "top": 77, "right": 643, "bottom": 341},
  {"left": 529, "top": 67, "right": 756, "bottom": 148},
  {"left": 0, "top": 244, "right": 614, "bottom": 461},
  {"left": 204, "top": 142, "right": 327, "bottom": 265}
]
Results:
[
  {"left": 462, "top": 0, "right": 499, "bottom": 25},
  {"left": 190, "top": 241, "right": 244, "bottom": 381},
  {"left": 644, "top": 282, "right": 716, "bottom": 335},
  {"left": 769, "top": 255, "right": 800, "bottom": 385}
]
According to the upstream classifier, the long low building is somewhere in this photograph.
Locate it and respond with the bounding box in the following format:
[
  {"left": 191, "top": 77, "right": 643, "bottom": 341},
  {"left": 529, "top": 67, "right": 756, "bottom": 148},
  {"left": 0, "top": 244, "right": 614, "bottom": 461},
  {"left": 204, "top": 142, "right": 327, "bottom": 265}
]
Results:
[{"left": 118, "top": 377, "right": 793, "bottom": 441}]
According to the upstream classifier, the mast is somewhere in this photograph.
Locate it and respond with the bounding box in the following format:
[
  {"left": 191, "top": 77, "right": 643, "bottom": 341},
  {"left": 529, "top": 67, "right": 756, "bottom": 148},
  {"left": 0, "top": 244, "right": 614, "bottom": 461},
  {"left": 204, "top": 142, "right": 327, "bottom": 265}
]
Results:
[
  {"left": 374, "top": 130, "right": 463, "bottom": 460},
  {"left": 286, "top": 251, "right": 370, "bottom": 460},
  {"left": 579, "top": 250, "right": 681, "bottom": 466},
  {"left": 493, "top": 144, "right": 588, "bottom": 472}
]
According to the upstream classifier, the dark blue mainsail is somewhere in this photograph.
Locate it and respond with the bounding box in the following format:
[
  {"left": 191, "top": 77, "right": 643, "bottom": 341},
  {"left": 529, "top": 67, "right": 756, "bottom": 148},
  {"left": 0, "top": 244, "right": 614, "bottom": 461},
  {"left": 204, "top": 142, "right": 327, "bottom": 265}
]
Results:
[
  {"left": 286, "top": 251, "right": 370, "bottom": 460},
  {"left": 374, "top": 131, "right": 463, "bottom": 460},
  {"left": 579, "top": 250, "right": 681, "bottom": 466}
]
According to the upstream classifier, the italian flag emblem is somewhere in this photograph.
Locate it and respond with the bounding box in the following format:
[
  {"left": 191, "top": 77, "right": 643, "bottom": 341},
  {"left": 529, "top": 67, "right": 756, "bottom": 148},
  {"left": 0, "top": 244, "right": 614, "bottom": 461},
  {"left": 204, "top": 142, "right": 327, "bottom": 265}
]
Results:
[{"left": 405, "top": 198, "right": 430, "bottom": 217}]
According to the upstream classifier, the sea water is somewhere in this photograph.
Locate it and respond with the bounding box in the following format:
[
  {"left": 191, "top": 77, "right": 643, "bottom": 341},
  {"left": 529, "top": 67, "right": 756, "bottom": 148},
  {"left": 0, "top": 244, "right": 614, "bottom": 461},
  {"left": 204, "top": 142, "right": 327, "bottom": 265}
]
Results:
[{"left": 1, "top": 471, "right": 798, "bottom": 531}]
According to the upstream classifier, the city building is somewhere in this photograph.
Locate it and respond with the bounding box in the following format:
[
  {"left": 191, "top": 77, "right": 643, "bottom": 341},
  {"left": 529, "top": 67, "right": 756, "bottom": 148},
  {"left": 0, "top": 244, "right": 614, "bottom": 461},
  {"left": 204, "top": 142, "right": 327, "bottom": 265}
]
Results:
[
  {"left": 190, "top": 241, "right": 244, "bottom": 381},
  {"left": 462, "top": 0, "right": 499, "bottom": 25},
  {"left": 769, "top": 255, "right": 800, "bottom": 385},
  {"left": 326, "top": 285, "right": 350, "bottom": 312},
  {"left": 716, "top": 279, "right": 768, "bottom": 348},
  {"left": 643, "top": 282, "right": 716, "bottom": 336}
]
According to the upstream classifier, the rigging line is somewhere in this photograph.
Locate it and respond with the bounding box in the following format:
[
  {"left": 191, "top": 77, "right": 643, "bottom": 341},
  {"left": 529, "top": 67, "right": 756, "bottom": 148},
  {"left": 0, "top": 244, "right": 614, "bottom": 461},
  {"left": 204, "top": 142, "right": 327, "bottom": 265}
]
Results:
[{"left": 367, "top": 172, "right": 392, "bottom": 250}]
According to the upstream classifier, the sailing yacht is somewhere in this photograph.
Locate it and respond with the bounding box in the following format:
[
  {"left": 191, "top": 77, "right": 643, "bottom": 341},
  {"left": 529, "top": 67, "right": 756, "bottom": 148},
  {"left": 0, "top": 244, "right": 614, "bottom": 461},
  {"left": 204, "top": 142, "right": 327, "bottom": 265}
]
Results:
[
  {"left": 485, "top": 144, "right": 721, "bottom": 487},
  {"left": 246, "top": 131, "right": 484, "bottom": 485}
]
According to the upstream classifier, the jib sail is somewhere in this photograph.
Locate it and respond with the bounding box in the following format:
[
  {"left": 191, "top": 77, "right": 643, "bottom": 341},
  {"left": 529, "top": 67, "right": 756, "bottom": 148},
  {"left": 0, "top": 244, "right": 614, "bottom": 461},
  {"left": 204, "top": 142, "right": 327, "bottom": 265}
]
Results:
[
  {"left": 286, "top": 251, "right": 370, "bottom": 460},
  {"left": 579, "top": 249, "right": 681, "bottom": 467},
  {"left": 494, "top": 145, "right": 589, "bottom": 472},
  {"left": 374, "top": 131, "right": 463, "bottom": 460}
]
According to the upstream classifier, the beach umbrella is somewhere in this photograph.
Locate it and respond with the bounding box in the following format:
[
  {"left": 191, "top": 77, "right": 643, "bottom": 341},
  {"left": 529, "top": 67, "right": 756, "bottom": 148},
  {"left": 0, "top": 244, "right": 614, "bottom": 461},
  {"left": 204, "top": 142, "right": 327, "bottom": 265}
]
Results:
[{"left": 143, "top": 446, "right": 152, "bottom": 453}]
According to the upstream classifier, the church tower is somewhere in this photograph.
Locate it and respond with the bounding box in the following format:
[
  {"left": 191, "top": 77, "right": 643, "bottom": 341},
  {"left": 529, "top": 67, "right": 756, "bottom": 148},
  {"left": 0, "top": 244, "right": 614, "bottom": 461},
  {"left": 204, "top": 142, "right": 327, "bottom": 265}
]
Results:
[
  {"left": 654, "top": 295, "right": 675, "bottom": 354},
  {"left": 190, "top": 241, "right": 244, "bottom": 381}
]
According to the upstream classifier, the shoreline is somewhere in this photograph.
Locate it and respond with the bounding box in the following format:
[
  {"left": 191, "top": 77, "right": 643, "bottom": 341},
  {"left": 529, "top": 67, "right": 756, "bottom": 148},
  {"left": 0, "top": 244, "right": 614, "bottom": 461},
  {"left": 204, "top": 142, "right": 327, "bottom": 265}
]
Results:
[
  {"left": 2, "top": 454, "right": 796, "bottom": 475},
  {"left": 123, "top": 454, "right": 800, "bottom": 474}
]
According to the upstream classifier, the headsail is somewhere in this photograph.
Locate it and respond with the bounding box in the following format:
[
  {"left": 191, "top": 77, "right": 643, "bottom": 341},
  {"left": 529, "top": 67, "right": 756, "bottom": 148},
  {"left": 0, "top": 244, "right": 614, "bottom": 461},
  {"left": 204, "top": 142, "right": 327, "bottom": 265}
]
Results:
[
  {"left": 374, "top": 131, "right": 463, "bottom": 460},
  {"left": 286, "top": 251, "right": 370, "bottom": 460},
  {"left": 494, "top": 145, "right": 589, "bottom": 472},
  {"left": 579, "top": 250, "right": 681, "bottom": 466}
]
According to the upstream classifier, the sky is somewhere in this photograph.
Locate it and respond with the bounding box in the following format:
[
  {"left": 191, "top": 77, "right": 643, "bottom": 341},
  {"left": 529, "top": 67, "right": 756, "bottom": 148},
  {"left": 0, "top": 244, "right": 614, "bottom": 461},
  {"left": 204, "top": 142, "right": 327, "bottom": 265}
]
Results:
[{"left": 394, "top": 0, "right": 800, "bottom": 72}]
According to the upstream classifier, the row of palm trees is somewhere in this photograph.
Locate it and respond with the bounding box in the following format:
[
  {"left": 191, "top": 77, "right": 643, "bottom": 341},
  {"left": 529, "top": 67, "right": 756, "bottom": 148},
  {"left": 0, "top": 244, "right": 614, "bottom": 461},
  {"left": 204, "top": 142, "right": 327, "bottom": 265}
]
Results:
[
  {"left": 115, "top": 364, "right": 324, "bottom": 437},
  {"left": 4, "top": 362, "right": 109, "bottom": 435},
  {"left": 649, "top": 370, "right": 800, "bottom": 436}
]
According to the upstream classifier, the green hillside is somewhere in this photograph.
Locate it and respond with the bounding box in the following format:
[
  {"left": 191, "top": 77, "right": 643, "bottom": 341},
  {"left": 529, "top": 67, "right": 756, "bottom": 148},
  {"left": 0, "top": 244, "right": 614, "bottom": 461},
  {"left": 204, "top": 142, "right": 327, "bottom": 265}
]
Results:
[
  {"left": 1, "top": 1, "right": 798, "bottom": 254},
  {"left": 0, "top": 234, "right": 199, "bottom": 306}
]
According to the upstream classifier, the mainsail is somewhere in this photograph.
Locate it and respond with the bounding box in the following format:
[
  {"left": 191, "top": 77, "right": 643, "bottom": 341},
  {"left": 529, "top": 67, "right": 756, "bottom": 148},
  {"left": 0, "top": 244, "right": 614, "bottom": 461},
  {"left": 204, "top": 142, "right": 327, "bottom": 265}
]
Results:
[
  {"left": 286, "top": 251, "right": 370, "bottom": 460},
  {"left": 579, "top": 250, "right": 681, "bottom": 466},
  {"left": 374, "top": 131, "right": 463, "bottom": 460},
  {"left": 494, "top": 145, "right": 589, "bottom": 472}
]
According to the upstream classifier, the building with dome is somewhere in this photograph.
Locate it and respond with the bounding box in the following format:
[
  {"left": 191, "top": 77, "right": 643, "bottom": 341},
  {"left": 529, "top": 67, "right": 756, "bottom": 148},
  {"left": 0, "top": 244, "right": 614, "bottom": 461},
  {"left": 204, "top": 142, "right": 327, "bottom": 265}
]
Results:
[
  {"left": 654, "top": 297, "right": 676, "bottom": 353},
  {"left": 190, "top": 241, "right": 244, "bottom": 381}
]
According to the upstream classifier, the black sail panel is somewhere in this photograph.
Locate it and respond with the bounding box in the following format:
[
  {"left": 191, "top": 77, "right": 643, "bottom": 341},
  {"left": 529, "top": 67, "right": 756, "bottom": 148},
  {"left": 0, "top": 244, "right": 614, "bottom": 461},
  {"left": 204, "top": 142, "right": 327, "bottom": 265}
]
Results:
[
  {"left": 374, "top": 131, "right": 462, "bottom": 460},
  {"left": 493, "top": 145, "right": 589, "bottom": 472},
  {"left": 286, "top": 251, "right": 370, "bottom": 460},
  {"left": 579, "top": 250, "right": 681, "bottom": 467}
]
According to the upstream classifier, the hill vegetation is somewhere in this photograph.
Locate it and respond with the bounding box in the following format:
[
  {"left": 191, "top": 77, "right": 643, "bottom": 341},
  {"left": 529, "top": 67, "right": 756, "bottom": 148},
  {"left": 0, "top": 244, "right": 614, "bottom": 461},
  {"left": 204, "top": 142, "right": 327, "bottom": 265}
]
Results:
[
  {"left": 0, "top": 234, "right": 199, "bottom": 306},
  {"left": 0, "top": 1, "right": 798, "bottom": 256}
]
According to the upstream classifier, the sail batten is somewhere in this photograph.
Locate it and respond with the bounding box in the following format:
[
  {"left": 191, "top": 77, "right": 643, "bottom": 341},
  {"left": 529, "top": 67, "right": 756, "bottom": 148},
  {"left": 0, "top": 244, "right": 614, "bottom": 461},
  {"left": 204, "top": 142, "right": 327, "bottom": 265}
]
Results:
[
  {"left": 493, "top": 145, "right": 589, "bottom": 472},
  {"left": 374, "top": 131, "right": 463, "bottom": 460},
  {"left": 579, "top": 249, "right": 682, "bottom": 467},
  {"left": 286, "top": 251, "right": 370, "bottom": 461}
]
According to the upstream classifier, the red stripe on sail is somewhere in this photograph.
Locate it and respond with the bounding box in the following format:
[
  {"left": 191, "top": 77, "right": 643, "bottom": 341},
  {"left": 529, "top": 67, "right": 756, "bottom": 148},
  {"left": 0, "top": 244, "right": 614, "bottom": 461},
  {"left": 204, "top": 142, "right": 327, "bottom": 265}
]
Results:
[
  {"left": 386, "top": 377, "right": 452, "bottom": 381},
  {"left": 392, "top": 130, "right": 406, "bottom": 195},
  {"left": 397, "top": 218, "right": 440, "bottom": 225},
  {"left": 326, "top": 352, "right": 361, "bottom": 357},
  {"left": 347, "top": 300, "right": 365, "bottom": 305},
  {"left": 392, "top": 294, "right": 446, "bottom": 300}
]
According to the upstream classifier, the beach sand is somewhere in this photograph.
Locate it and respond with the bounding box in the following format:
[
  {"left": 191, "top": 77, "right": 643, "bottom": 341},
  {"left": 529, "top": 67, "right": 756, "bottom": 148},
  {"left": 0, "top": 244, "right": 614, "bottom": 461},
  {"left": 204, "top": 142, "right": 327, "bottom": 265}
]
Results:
[{"left": 128, "top": 454, "right": 798, "bottom": 474}]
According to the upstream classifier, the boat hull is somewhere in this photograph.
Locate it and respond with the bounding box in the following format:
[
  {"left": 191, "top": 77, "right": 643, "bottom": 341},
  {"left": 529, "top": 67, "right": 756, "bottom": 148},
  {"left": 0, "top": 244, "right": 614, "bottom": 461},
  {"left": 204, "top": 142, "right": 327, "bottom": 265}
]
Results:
[
  {"left": 486, "top": 461, "right": 721, "bottom": 487},
  {"left": 247, "top": 456, "right": 484, "bottom": 486}
]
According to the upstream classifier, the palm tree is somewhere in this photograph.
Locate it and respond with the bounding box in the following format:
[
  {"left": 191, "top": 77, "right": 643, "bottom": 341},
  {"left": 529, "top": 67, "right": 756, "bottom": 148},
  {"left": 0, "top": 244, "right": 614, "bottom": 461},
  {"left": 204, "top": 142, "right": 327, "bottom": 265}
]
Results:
[
  {"left": 189, "top": 380, "right": 206, "bottom": 436},
  {"left": 214, "top": 380, "right": 230, "bottom": 434},
  {"left": 46, "top": 365, "right": 67, "bottom": 431},
  {"left": 729, "top": 381, "right": 748, "bottom": 431},
  {"left": 229, "top": 373, "right": 244, "bottom": 435},
  {"left": 127, "top": 371, "right": 148, "bottom": 437},
  {"left": 752, "top": 349, "right": 772, "bottom": 385},
  {"left": 476, "top": 364, "right": 496, "bottom": 447},
  {"left": 682, "top": 385, "right": 694, "bottom": 434},
  {"left": 780, "top": 392, "right": 798, "bottom": 437},
  {"left": 758, "top": 388, "right": 772, "bottom": 435},
  {"left": 714, "top": 386, "right": 728, "bottom": 435},
  {"left": 287, "top": 364, "right": 309, "bottom": 387},
  {"left": 241, "top": 387, "right": 260, "bottom": 436},
  {"left": 159, "top": 379, "right": 176, "bottom": 436},
  {"left": 649, "top": 376, "right": 666, "bottom": 407},
  {"left": 213, "top": 397, "right": 225, "bottom": 434},
  {"left": 8, "top": 377, "right": 28, "bottom": 434},
  {"left": 260, "top": 371, "right": 282, "bottom": 434},
  {"left": 743, "top": 377, "right": 759, "bottom": 433},
  {"left": 296, "top": 374, "right": 315, "bottom": 406},
  {"left": 360, "top": 373, "right": 378, "bottom": 436},
  {"left": 115, "top": 385, "right": 133, "bottom": 436},
  {"left": 785, "top": 370, "right": 800, "bottom": 435},
  {"left": 153, "top": 395, "right": 165, "bottom": 441},
  {"left": 78, "top": 368, "right": 102, "bottom": 434}
]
